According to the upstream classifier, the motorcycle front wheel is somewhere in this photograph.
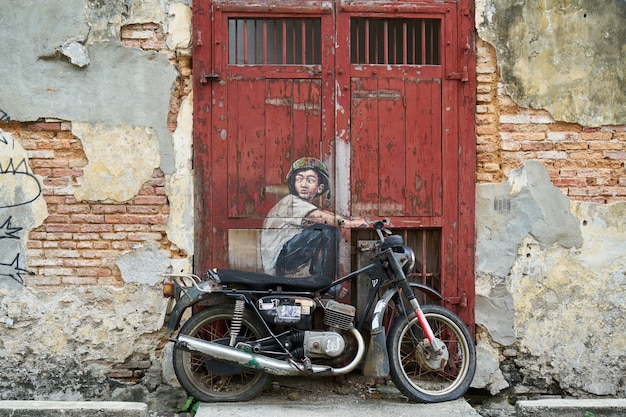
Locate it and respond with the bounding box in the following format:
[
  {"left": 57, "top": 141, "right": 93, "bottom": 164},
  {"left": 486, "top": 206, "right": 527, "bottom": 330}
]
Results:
[
  {"left": 387, "top": 304, "right": 476, "bottom": 403},
  {"left": 173, "top": 305, "right": 270, "bottom": 402}
]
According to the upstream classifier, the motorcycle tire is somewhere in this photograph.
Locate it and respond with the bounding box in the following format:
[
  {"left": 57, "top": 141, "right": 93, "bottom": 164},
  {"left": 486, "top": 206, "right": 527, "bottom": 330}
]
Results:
[
  {"left": 173, "top": 305, "right": 270, "bottom": 402},
  {"left": 387, "top": 304, "right": 476, "bottom": 403}
]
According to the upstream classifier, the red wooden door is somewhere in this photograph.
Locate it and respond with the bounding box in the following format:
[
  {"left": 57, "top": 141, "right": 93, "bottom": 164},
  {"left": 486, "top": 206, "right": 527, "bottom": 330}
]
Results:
[
  {"left": 195, "top": 2, "right": 337, "bottom": 273},
  {"left": 193, "top": 0, "right": 476, "bottom": 325},
  {"left": 334, "top": 4, "right": 476, "bottom": 325}
]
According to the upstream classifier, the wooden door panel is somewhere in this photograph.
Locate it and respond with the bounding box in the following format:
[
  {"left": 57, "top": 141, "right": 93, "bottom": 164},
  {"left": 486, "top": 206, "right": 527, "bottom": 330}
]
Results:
[
  {"left": 227, "top": 78, "right": 267, "bottom": 219},
  {"left": 405, "top": 78, "right": 442, "bottom": 216},
  {"left": 351, "top": 77, "right": 442, "bottom": 217},
  {"left": 226, "top": 78, "right": 323, "bottom": 219}
]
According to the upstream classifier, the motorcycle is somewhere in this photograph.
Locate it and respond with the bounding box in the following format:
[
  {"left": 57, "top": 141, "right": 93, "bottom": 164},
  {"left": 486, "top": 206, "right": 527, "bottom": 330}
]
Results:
[{"left": 162, "top": 220, "right": 476, "bottom": 403}]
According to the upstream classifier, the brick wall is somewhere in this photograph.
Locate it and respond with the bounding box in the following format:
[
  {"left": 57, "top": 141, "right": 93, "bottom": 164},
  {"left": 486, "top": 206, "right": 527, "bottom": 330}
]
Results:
[
  {"left": 476, "top": 37, "right": 626, "bottom": 203},
  {"left": 0, "top": 120, "right": 174, "bottom": 286}
]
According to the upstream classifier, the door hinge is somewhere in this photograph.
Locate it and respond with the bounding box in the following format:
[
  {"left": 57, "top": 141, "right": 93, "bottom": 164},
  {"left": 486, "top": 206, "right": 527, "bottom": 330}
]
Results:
[
  {"left": 446, "top": 292, "right": 468, "bottom": 307},
  {"left": 446, "top": 66, "right": 469, "bottom": 83},
  {"left": 447, "top": 36, "right": 471, "bottom": 83}
]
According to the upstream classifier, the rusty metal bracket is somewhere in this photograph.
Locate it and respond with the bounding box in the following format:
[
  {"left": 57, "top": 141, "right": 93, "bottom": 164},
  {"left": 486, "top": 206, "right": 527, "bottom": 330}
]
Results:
[
  {"left": 446, "top": 67, "right": 469, "bottom": 82},
  {"left": 446, "top": 292, "right": 468, "bottom": 307},
  {"left": 199, "top": 71, "right": 220, "bottom": 84}
]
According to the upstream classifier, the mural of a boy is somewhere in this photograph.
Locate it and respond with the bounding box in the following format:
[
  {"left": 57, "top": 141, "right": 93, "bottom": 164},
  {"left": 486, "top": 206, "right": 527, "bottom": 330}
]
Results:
[{"left": 261, "top": 157, "right": 365, "bottom": 281}]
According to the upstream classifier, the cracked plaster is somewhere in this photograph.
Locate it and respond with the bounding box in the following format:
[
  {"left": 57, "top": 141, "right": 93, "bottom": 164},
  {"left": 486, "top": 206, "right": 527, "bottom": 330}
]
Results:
[
  {"left": 476, "top": 0, "right": 626, "bottom": 126},
  {"left": 0, "top": 0, "right": 178, "bottom": 174},
  {"left": 72, "top": 122, "right": 161, "bottom": 203},
  {"left": 475, "top": 161, "right": 626, "bottom": 396}
]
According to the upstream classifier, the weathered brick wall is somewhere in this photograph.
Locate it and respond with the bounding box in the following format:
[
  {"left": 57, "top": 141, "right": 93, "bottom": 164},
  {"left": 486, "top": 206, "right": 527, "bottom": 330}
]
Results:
[
  {"left": 0, "top": 121, "right": 171, "bottom": 286},
  {"left": 0, "top": 22, "right": 192, "bottom": 288},
  {"left": 476, "top": 37, "right": 626, "bottom": 203}
]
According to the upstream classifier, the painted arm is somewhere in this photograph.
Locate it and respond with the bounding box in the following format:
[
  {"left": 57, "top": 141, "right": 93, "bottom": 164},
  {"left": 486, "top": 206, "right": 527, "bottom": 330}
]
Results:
[{"left": 304, "top": 209, "right": 367, "bottom": 228}]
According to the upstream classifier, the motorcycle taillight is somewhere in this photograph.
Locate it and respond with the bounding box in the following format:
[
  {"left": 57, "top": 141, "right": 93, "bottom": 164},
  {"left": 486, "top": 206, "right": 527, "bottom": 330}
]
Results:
[{"left": 162, "top": 281, "right": 175, "bottom": 298}]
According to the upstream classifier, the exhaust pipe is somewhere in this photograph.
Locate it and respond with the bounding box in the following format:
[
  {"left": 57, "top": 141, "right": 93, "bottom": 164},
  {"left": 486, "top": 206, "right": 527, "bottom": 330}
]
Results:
[{"left": 175, "top": 328, "right": 365, "bottom": 376}]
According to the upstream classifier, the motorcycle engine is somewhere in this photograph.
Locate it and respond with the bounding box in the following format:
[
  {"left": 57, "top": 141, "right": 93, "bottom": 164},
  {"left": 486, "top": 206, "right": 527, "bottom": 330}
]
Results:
[
  {"left": 300, "top": 300, "right": 356, "bottom": 358},
  {"left": 304, "top": 331, "right": 345, "bottom": 358}
]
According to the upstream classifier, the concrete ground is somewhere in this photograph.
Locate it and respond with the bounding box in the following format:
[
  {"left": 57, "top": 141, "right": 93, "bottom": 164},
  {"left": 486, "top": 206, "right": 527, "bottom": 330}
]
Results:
[
  {"left": 2, "top": 377, "right": 624, "bottom": 417},
  {"left": 196, "top": 397, "right": 480, "bottom": 417},
  {"left": 193, "top": 376, "right": 483, "bottom": 417}
]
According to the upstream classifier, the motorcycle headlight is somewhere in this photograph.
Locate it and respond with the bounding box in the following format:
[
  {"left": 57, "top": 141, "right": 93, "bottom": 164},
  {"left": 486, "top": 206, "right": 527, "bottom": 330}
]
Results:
[{"left": 393, "top": 245, "right": 416, "bottom": 275}]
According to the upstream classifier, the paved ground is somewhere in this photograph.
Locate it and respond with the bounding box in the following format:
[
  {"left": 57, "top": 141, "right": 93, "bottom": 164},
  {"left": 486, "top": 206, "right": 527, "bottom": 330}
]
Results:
[
  {"left": 152, "top": 376, "right": 515, "bottom": 417},
  {"left": 194, "top": 378, "right": 482, "bottom": 417}
]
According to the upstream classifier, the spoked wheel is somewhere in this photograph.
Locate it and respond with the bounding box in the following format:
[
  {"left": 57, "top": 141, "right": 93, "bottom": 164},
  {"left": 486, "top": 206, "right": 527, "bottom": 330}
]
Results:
[
  {"left": 387, "top": 305, "right": 476, "bottom": 403},
  {"left": 173, "top": 305, "right": 270, "bottom": 402}
]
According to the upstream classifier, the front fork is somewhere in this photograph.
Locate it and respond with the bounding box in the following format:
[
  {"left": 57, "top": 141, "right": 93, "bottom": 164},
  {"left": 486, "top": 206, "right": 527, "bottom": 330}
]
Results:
[
  {"left": 407, "top": 297, "right": 446, "bottom": 353},
  {"left": 370, "top": 286, "right": 445, "bottom": 355}
]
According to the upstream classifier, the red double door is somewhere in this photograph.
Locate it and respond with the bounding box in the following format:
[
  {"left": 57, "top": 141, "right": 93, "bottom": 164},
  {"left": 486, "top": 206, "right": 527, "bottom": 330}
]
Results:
[{"left": 193, "top": 0, "right": 476, "bottom": 324}]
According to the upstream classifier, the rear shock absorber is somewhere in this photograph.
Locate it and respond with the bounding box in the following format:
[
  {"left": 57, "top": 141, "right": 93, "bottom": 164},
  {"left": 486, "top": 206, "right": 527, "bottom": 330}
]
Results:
[{"left": 229, "top": 299, "right": 245, "bottom": 347}]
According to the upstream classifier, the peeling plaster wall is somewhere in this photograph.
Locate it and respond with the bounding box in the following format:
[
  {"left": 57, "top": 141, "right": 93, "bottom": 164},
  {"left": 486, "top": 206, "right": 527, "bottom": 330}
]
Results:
[
  {"left": 474, "top": 162, "right": 626, "bottom": 397},
  {"left": 0, "top": 0, "right": 193, "bottom": 406},
  {"left": 72, "top": 123, "right": 161, "bottom": 202},
  {"left": 0, "top": 0, "right": 178, "bottom": 174},
  {"left": 476, "top": 0, "right": 626, "bottom": 127},
  {"left": 473, "top": 0, "right": 626, "bottom": 399}
]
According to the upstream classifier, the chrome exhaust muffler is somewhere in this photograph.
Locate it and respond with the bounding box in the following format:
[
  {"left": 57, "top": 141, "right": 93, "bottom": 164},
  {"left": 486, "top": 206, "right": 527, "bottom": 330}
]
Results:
[{"left": 175, "top": 327, "right": 365, "bottom": 376}]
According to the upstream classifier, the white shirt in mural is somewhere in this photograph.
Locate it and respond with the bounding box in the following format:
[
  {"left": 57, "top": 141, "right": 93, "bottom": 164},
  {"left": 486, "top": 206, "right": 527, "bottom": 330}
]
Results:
[{"left": 260, "top": 194, "right": 317, "bottom": 276}]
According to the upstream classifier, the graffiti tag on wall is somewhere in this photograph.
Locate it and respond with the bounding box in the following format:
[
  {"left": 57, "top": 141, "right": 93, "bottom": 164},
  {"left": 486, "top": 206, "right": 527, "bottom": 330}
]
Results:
[
  {"left": 0, "top": 130, "right": 41, "bottom": 286},
  {"left": 0, "top": 109, "right": 9, "bottom": 122}
]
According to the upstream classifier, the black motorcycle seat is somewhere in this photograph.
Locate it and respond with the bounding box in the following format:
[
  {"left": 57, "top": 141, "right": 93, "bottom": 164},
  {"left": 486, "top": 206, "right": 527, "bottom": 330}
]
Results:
[{"left": 212, "top": 269, "right": 333, "bottom": 291}]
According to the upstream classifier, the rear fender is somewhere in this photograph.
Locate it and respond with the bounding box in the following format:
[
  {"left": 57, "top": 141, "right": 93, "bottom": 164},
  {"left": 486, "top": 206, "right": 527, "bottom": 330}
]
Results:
[{"left": 166, "top": 286, "right": 223, "bottom": 335}]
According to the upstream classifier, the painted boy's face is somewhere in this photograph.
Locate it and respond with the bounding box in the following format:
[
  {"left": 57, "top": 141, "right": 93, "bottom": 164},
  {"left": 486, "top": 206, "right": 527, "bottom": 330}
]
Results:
[{"left": 294, "top": 169, "right": 324, "bottom": 201}]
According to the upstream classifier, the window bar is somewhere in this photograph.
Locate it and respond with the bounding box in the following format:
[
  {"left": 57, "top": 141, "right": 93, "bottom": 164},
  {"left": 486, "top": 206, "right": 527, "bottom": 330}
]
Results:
[
  {"left": 235, "top": 19, "right": 240, "bottom": 64},
  {"left": 261, "top": 19, "right": 267, "bottom": 64},
  {"left": 290, "top": 19, "right": 298, "bottom": 65},
  {"left": 421, "top": 19, "right": 426, "bottom": 66},
  {"left": 300, "top": 19, "right": 306, "bottom": 64},
  {"left": 412, "top": 24, "right": 420, "bottom": 65},
  {"left": 281, "top": 19, "right": 287, "bottom": 65},
  {"left": 316, "top": 20, "right": 321, "bottom": 63},
  {"left": 242, "top": 19, "right": 249, "bottom": 64},
  {"left": 403, "top": 21, "right": 408, "bottom": 65},
  {"left": 256, "top": 19, "right": 261, "bottom": 64},
  {"left": 364, "top": 20, "right": 370, "bottom": 64},
  {"left": 383, "top": 19, "right": 389, "bottom": 64},
  {"left": 355, "top": 19, "right": 360, "bottom": 63},
  {"left": 426, "top": 22, "right": 433, "bottom": 64},
  {"left": 272, "top": 19, "right": 279, "bottom": 64},
  {"left": 304, "top": 20, "right": 309, "bottom": 64}
]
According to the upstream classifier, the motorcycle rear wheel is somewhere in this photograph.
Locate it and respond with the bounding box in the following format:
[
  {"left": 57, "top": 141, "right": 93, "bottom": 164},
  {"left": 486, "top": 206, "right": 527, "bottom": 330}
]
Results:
[
  {"left": 387, "top": 305, "right": 476, "bottom": 403},
  {"left": 173, "top": 305, "right": 270, "bottom": 402}
]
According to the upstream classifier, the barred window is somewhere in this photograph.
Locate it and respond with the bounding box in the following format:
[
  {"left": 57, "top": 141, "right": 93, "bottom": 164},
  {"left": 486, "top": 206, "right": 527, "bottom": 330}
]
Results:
[
  {"left": 229, "top": 18, "right": 322, "bottom": 65},
  {"left": 350, "top": 18, "right": 441, "bottom": 65}
]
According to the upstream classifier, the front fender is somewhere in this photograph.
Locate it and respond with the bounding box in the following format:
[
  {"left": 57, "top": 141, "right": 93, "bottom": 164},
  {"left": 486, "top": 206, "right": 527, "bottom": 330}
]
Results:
[
  {"left": 409, "top": 282, "right": 445, "bottom": 302},
  {"left": 370, "top": 283, "right": 444, "bottom": 335}
]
